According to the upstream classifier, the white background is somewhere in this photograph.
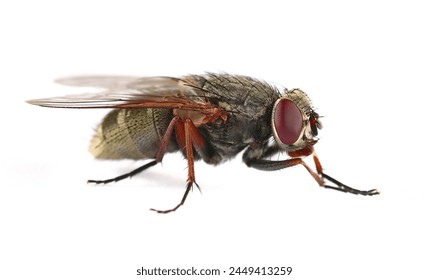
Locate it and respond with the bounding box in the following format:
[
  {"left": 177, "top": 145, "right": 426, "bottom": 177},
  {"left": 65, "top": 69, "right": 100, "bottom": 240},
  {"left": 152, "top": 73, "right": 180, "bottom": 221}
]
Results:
[{"left": 1, "top": 1, "right": 428, "bottom": 279}]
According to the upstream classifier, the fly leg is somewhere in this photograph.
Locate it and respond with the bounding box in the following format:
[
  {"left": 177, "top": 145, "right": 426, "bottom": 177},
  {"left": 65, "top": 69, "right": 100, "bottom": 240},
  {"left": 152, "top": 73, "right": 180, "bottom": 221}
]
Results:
[
  {"left": 87, "top": 116, "right": 179, "bottom": 185},
  {"left": 244, "top": 146, "right": 379, "bottom": 196},
  {"left": 321, "top": 173, "right": 379, "bottom": 195},
  {"left": 87, "top": 160, "right": 158, "bottom": 184},
  {"left": 312, "top": 153, "right": 379, "bottom": 195},
  {"left": 245, "top": 157, "right": 325, "bottom": 185},
  {"left": 151, "top": 118, "right": 207, "bottom": 214}
]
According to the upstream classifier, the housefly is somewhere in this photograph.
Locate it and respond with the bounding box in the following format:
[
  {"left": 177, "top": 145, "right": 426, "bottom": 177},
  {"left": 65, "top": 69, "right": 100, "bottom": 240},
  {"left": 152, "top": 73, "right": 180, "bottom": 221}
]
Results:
[{"left": 27, "top": 73, "right": 379, "bottom": 213}]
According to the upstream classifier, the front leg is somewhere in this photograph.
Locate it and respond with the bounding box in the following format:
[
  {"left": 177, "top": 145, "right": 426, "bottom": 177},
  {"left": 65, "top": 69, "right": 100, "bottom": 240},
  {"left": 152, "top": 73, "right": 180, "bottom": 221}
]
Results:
[
  {"left": 244, "top": 155, "right": 324, "bottom": 186},
  {"left": 243, "top": 145, "right": 379, "bottom": 196}
]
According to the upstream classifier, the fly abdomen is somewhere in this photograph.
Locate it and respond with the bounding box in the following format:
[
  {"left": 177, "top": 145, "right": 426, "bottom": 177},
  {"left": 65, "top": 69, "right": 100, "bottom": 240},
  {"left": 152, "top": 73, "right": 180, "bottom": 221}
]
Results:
[{"left": 90, "top": 108, "right": 177, "bottom": 160}]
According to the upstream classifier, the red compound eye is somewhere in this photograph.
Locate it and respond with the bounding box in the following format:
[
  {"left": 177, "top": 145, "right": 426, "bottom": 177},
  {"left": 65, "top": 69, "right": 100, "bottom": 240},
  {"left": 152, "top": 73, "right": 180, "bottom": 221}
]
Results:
[{"left": 274, "top": 99, "right": 303, "bottom": 145}]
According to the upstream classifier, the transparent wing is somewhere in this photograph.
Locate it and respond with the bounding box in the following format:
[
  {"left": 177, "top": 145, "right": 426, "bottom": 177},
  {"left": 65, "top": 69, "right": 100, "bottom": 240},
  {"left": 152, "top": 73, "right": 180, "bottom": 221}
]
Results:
[
  {"left": 55, "top": 75, "right": 140, "bottom": 89},
  {"left": 27, "top": 76, "right": 213, "bottom": 110}
]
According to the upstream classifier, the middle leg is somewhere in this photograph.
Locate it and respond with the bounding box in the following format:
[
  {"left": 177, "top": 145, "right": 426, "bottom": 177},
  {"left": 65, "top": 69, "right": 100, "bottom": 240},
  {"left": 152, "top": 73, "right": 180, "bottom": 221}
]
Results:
[{"left": 151, "top": 118, "right": 208, "bottom": 213}]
